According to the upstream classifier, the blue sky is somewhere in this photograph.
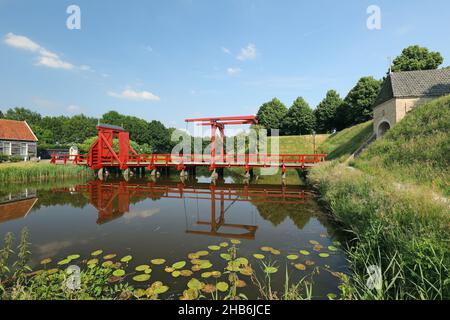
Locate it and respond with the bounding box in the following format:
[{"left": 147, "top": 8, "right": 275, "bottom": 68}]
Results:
[{"left": 1, "top": 0, "right": 449, "bottom": 128}]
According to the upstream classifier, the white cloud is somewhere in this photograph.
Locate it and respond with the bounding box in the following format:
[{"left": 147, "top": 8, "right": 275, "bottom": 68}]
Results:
[
  {"left": 227, "top": 67, "right": 241, "bottom": 76},
  {"left": 221, "top": 47, "right": 231, "bottom": 54},
  {"left": 4, "top": 32, "right": 86, "bottom": 70},
  {"left": 67, "top": 105, "right": 81, "bottom": 113},
  {"left": 237, "top": 43, "right": 257, "bottom": 61},
  {"left": 108, "top": 89, "right": 161, "bottom": 101}
]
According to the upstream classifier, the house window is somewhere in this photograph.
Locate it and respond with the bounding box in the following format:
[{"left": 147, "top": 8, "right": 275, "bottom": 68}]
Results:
[
  {"left": 20, "top": 143, "right": 28, "bottom": 156},
  {"left": 3, "top": 142, "right": 12, "bottom": 156}
]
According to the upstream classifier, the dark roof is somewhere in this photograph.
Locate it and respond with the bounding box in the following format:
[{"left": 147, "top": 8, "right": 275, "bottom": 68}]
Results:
[
  {"left": 96, "top": 123, "right": 125, "bottom": 131},
  {"left": 0, "top": 119, "right": 38, "bottom": 141},
  {"left": 373, "top": 69, "right": 450, "bottom": 107}
]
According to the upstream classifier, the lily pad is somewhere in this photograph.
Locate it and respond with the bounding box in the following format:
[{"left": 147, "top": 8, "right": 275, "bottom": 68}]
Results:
[
  {"left": 327, "top": 293, "right": 337, "bottom": 300},
  {"left": 164, "top": 266, "right": 175, "bottom": 273},
  {"left": 211, "top": 271, "right": 222, "bottom": 278},
  {"left": 319, "top": 253, "right": 330, "bottom": 258},
  {"left": 261, "top": 246, "right": 273, "bottom": 252},
  {"left": 57, "top": 259, "right": 71, "bottom": 266},
  {"left": 135, "top": 265, "right": 150, "bottom": 272},
  {"left": 102, "top": 260, "right": 114, "bottom": 268},
  {"left": 91, "top": 250, "right": 103, "bottom": 256},
  {"left": 264, "top": 266, "right": 278, "bottom": 274},
  {"left": 180, "top": 270, "right": 193, "bottom": 277},
  {"left": 239, "top": 265, "right": 253, "bottom": 276},
  {"left": 47, "top": 268, "right": 59, "bottom": 275},
  {"left": 230, "top": 239, "right": 241, "bottom": 245},
  {"left": 287, "top": 254, "right": 299, "bottom": 260},
  {"left": 151, "top": 258, "right": 166, "bottom": 265},
  {"left": 113, "top": 269, "right": 125, "bottom": 277},
  {"left": 305, "top": 260, "right": 315, "bottom": 266},
  {"left": 87, "top": 258, "right": 98, "bottom": 265},
  {"left": 103, "top": 254, "right": 117, "bottom": 260},
  {"left": 328, "top": 246, "right": 338, "bottom": 252},
  {"left": 216, "top": 282, "right": 229, "bottom": 292},
  {"left": 133, "top": 274, "right": 151, "bottom": 282},
  {"left": 172, "top": 261, "right": 187, "bottom": 269},
  {"left": 171, "top": 271, "right": 181, "bottom": 278},
  {"left": 188, "top": 253, "right": 199, "bottom": 260},
  {"left": 120, "top": 255, "right": 133, "bottom": 263},
  {"left": 208, "top": 245, "right": 221, "bottom": 251},
  {"left": 309, "top": 240, "right": 319, "bottom": 245},
  {"left": 270, "top": 249, "right": 281, "bottom": 255},
  {"left": 299, "top": 250, "right": 310, "bottom": 256},
  {"left": 144, "top": 268, "right": 152, "bottom": 274},
  {"left": 199, "top": 261, "right": 213, "bottom": 269},
  {"left": 235, "top": 257, "right": 249, "bottom": 266},
  {"left": 154, "top": 285, "right": 169, "bottom": 294},
  {"left": 196, "top": 251, "right": 209, "bottom": 256},
  {"left": 187, "top": 278, "right": 203, "bottom": 290},
  {"left": 235, "top": 279, "right": 247, "bottom": 288},
  {"left": 220, "top": 253, "right": 232, "bottom": 261},
  {"left": 67, "top": 254, "right": 80, "bottom": 260},
  {"left": 294, "top": 263, "right": 306, "bottom": 271},
  {"left": 40, "top": 258, "right": 52, "bottom": 265},
  {"left": 219, "top": 242, "right": 229, "bottom": 247},
  {"left": 201, "top": 272, "right": 212, "bottom": 278},
  {"left": 202, "top": 284, "right": 216, "bottom": 294},
  {"left": 253, "top": 254, "right": 265, "bottom": 260}
]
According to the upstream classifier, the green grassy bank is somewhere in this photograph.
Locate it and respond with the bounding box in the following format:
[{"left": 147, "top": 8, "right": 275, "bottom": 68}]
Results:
[
  {"left": 0, "top": 162, "right": 93, "bottom": 183},
  {"left": 308, "top": 96, "right": 450, "bottom": 299}
]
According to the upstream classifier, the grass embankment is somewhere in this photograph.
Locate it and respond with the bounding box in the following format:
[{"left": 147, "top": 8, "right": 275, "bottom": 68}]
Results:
[
  {"left": 309, "top": 96, "right": 450, "bottom": 299},
  {"left": 268, "top": 134, "right": 329, "bottom": 154},
  {"left": 0, "top": 162, "right": 93, "bottom": 183}
]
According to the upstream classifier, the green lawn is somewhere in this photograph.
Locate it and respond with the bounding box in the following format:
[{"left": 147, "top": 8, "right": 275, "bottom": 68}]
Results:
[{"left": 267, "top": 134, "right": 329, "bottom": 154}]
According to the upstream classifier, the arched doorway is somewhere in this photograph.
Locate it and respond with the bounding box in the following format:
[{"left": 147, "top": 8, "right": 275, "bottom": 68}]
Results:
[{"left": 378, "top": 121, "right": 391, "bottom": 138}]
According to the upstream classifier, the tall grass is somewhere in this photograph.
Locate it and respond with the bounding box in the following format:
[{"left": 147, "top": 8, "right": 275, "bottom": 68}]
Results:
[
  {"left": 309, "top": 161, "right": 450, "bottom": 299},
  {"left": 0, "top": 162, "right": 93, "bottom": 183}
]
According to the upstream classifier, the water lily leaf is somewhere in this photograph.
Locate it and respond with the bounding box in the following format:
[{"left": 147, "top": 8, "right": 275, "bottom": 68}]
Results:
[
  {"left": 172, "top": 261, "right": 186, "bottom": 269},
  {"left": 299, "top": 250, "right": 310, "bottom": 256},
  {"left": 201, "top": 272, "right": 212, "bottom": 278},
  {"left": 154, "top": 285, "right": 169, "bottom": 294},
  {"left": 191, "top": 265, "right": 201, "bottom": 272},
  {"left": 40, "top": 258, "right": 52, "bottom": 265},
  {"left": 313, "top": 244, "right": 323, "bottom": 251},
  {"left": 309, "top": 240, "right": 319, "bottom": 245},
  {"left": 120, "top": 255, "right": 133, "bottom": 263},
  {"left": 287, "top": 254, "right": 299, "bottom": 260},
  {"left": 180, "top": 270, "right": 193, "bottom": 277},
  {"left": 113, "top": 269, "right": 125, "bottom": 277},
  {"left": 103, "top": 254, "right": 117, "bottom": 260},
  {"left": 319, "top": 253, "right": 330, "bottom": 258},
  {"left": 211, "top": 271, "right": 221, "bottom": 278},
  {"left": 328, "top": 246, "right": 338, "bottom": 252},
  {"left": 253, "top": 253, "right": 265, "bottom": 260},
  {"left": 220, "top": 242, "right": 229, "bottom": 247},
  {"left": 187, "top": 278, "right": 203, "bottom": 290},
  {"left": 216, "top": 282, "right": 229, "bottom": 292},
  {"left": 305, "top": 260, "right": 315, "bottom": 266},
  {"left": 239, "top": 265, "right": 253, "bottom": 276},
  {"left": 135, "top": 265, "right": 150, "bottom": 272},
  {"left": 230, "top": 239, "right": 241, "bottom": 245},
  {"left": 235, "top": 279, "right": 247, "bottom": 288},
  {"left": 57, "top": 259, "right": 71, "bottom": 266},
  {"left": 91, "top": 250, "right": 103, "bottom": 256},
  {"left": 134, "top": 289, "right": 146, "bottom": 298},
  {"left": 144, "top": 268, "right": 153, "bottom": 274},
  {"left": 181, "top": 288, "right": 199, "bottom": 300},
  {"left": 220, "top": 253, "right": 232, "bottom": 261},
  {"left": 202, "top": 284, "right": 216, "bottom": 294},
  {"left": 196, "top": 251, "right": 209, "bottom": 257},
  {"left": 47, "top": 268, "right": 59, "bottom": 275},
  {"left": 171, "top": 271, "right": 181, "bottom": 278},
  {"left": 133, "top": 274, "right": 151, "bottom": 282},
  {"left": 199, "top": 261, "right": 213, "bottom": 269},
  {"left": 67, "top": 254, "right": 80, "bottom": 261},
  {"left": 208, "top": 245, "right": 221, "bottom": 251},
  {"left": 235, "top": 257, "right": 249, "bottom": 266},
  {"left": 150, "top": 281, "right": 163, "bottom": 289},
  {"left": 261, "top": 246, "right": 273, "bottom": 252},
  {"left": 87, "top": 258, "right": 98, "bottom": 265},
  {"left": 151, "top": 258, "right": 166, "bottom": 265},
  {"left": 270, "top": 249, "right": 281, "bottom": 255},
  {"left": 102, "top": 260, "right": 114, "bottom": 268},
  {"left": 264, "top": 266, "right": 278, "bottom": 274},
  {"left": 188, "top": 253, "right": 200, "bottom": 260},
  {"left": 294, "top": 263, "right": 306, "bottom": 271},
  {"left": 333, "top": 241, "right": 341, "bottom": 246},
  {"left": 165, "top": 266, "right": 175, "bottom": 273}
]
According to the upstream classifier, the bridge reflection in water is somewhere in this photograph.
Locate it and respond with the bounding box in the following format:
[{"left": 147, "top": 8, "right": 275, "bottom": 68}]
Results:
[{"left": 63, "top": 180, "right": 307, "bottom": 240}]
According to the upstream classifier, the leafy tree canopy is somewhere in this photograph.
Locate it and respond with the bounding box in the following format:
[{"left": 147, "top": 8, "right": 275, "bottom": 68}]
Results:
[
  {"left": 392, "top": 45, "right": 443, "bottom": 72},
  {"left": 256, "top": 98, "right": 288, "bottom": 134},
  {"left": 314, "top": 90, "right": 342, "bottom": 134},
  {"left": 281, "top": 97, "right": 315, "bottom": 135}
]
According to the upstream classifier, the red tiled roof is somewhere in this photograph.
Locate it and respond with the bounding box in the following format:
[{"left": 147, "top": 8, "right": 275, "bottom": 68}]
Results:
[{"left": 0, "top": 119, "right": 38, "bottom": 141}]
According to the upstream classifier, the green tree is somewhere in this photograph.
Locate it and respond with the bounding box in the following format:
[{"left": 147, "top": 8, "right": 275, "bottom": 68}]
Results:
[
  {"left": 314, "top": 90, "right": 342, "bottom": 133},
  {"left": 5, "top": 107, "right": 42, "bottom": 125},
  {"left": 281, "top": 97, "right": 315, "bottom": 135},
  {"left": 336, "top": 77, "right": 382, "bottom": 130},
  {"left": 392, "top": 45, "right": 443, "bottom": 72},
  {"left": 256, "top": 98, "right": 288, "bottom": 134}
]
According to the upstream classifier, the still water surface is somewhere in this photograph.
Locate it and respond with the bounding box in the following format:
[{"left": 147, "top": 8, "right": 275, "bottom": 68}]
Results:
[{"left": 0, "top": 173, "right": 348, "bottom": 299}]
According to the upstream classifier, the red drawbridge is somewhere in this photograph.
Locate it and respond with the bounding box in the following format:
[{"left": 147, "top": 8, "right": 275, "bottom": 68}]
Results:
[{"left": 51, "top": 115, "right": 326, "bottom": 175}]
